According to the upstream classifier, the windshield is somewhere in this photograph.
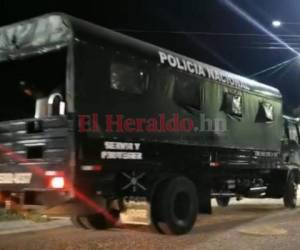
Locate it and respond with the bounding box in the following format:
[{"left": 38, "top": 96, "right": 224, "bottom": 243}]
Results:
[{"left": 0, "top": 48, "right": 67, "bottom": 121}]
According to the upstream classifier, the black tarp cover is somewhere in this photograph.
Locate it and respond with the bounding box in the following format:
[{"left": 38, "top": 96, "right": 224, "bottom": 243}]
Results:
[
  {"left": 0, "top": 13, "right": 282, "bottom": 99},
  {"left": 0, "top": 14, "right": 71, "bottom": 61}
]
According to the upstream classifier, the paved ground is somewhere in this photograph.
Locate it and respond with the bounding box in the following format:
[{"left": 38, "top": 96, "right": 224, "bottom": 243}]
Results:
[
  {"left": 0, "top": 217, "right": 70, "bottom": 236},
  {"left": 0, "top": 198, "right": 300, "bottom": 250}
]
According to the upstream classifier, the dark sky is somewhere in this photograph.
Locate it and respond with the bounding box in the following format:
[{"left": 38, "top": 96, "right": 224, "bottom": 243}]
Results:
[{"left": 0, "top": 0, "right": 300, "bottom": 113}]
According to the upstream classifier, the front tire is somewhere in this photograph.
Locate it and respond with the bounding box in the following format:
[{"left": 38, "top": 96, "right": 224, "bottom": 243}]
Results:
[
  {"left": 283, "top": 172, "right": 298, "bottom": 209},
  {"left": 151, "top": 176, "right": 198, "bottom": 235}
]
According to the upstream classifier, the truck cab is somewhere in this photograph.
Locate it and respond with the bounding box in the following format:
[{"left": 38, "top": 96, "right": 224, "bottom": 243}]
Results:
[{"left": 282, "top": 116, "right": 300, "bottom": 170}]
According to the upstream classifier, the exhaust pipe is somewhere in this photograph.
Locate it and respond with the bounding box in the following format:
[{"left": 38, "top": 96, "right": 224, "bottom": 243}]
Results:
[
  {"left": 211, "top": 192, "right": 235, "bottom": 198},
  {"left": 247, "top": 186, "right": 267, "bottom": 197}
]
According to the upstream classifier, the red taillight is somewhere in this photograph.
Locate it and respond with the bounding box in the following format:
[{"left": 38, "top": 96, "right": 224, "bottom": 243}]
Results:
[
  {"left": 80, "top": 165, "right": 102, "bottom": 171},
  {"left": 210, "top": 162, "right": 221, "bottom": 168},
  {"left": 49, "top": 176, "right": 65, "bottom": 189}
]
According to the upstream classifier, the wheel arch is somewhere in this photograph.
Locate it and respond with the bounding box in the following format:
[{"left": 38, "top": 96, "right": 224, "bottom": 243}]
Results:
[{"left": 286, "top": 166, "right": 300, "bottom": 184}]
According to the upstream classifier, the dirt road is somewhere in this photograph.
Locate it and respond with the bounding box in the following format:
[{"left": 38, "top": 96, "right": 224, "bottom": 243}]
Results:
[{"left": 1, "top": 199, "right": 299, "bottom": 250}]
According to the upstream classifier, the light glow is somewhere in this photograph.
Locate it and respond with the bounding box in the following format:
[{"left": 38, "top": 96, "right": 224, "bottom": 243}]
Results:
[
  {"left": 222, "top": 0, "right": 300, "bottom": 56},
  {"left": 81, "top": 165, "right": 103, "bottom": 171},
  {"left": 50, "top": 176, "right": 65, "bottom": 189},
  {"left": 272, "top": 20, "right": 282, "bottom": 28}
]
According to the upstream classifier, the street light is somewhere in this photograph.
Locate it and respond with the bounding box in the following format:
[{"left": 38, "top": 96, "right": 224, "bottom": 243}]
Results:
[
  {"left": 272, "top": 20, "right": 300, "bottom": 28},
  {"left": 272, "top": 20, "right": 282, "bottom": 28}
]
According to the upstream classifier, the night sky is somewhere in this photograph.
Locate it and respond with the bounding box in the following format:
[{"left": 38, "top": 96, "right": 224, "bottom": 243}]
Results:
[{"left": 0, "top": 0, "right": 299, "bottom": 114}]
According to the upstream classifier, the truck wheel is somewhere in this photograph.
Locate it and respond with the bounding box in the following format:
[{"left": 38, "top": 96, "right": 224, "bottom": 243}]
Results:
[
  {"left": 79, "top": 214, "right": 110, "bottom": 230},
  {"left": 151, "top": 179, "right": 168, "bottom": 234},
  {"left": 283, "top": 172, "right": 298, "bottom": 209},
  {"left": 70, "top": 215, "right": 89, "bottom": 229},
  {"left": 216, "top": 197, "right": 230, "bottom": 207},
  {"left": 79, "top": 210, "right": 120, "bottom": 230},
  {"left": 151, "top": 176, "right": 198, "bottom": 235}
]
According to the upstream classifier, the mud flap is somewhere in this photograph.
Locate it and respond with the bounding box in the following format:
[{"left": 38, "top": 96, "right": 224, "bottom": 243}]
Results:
[
  {"left": 198, "top": 186, "right": 212, "bottom": 214},
  {"left": 120, "top": 201, "right": 151, "bottom": 225},
  {"left": 197, "top": 170, "right": 212, "bottom": 214}
]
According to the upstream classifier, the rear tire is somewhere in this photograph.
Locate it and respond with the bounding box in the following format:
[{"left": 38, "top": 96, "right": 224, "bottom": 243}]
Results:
[
  {"left": 216, "top": 197, "right": 230, "bottom": 207},
  {"left": 76, "top": 210, "right": 120, "bottom": 230},
  {"left": 70, "top": 215, "right": 89, "bottom": 229},
  {"left": 283, "top": 172, "right": 298, "bottom": 209},
  {"left": 79, "top": 214, "right": 110, "bottom": 230},
  {"left": 151, "top": 176, "right": 198, "bottom": 235}
]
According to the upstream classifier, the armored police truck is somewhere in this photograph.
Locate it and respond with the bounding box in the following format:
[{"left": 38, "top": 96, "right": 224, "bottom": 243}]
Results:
[{"left": 0, "top": 13, "right": 299, "bottom": 235}]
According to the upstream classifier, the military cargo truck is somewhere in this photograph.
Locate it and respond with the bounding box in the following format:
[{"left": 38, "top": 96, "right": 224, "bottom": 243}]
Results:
[{"left": 0, "top": 13, "right": 299, "bottom": 235}]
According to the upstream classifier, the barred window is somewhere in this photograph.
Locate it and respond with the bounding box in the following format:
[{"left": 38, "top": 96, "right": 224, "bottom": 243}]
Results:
[
  {"left": 110, "top": 61, "right": 149, "bottom": 94},
  {"left": 222, "top": 92, "right": 242, "bottom": 117},
  {"left": 161, "top": 74, "right": 175, "bottom": 98},
  {"left": 256, "top": 102, "right": 274, "bottom": 122},
  {"left": 173, "top": 75, "right": 202, "bottom": 110}
]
